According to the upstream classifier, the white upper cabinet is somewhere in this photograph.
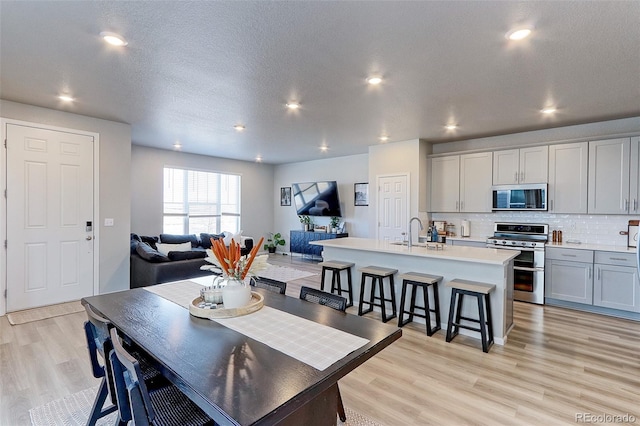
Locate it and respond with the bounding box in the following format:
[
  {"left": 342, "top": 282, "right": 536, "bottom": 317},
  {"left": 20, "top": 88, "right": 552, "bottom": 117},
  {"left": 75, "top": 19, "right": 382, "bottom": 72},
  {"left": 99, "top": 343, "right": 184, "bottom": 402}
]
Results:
[
  {"left": 492, "top": 146, "right": 548, "bottom": 184},
  {"left": 629, "top": 137, "right": 640, "bottom": 214},
  {"left": 430, "top": 155, "right": 460, "bottom": 212},
  {"left": 430, "top": 152, "right": 492, "bottom": 213},
  {"left": 548, "top": 142, "right": 588, "bottom": 214},
  {"left": 460, "top": 152, "right": 493, "bottom": 212},
  {"left": 588, "top": 138, "right": 631, "bottom": 214}
]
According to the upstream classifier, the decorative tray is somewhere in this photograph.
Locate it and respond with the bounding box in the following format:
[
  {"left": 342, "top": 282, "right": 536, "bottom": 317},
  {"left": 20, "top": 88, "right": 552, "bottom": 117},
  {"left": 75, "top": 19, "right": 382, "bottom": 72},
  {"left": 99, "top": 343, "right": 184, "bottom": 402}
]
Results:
[{"left": 189, "top": 291, "right": 264, "bottom": 319}]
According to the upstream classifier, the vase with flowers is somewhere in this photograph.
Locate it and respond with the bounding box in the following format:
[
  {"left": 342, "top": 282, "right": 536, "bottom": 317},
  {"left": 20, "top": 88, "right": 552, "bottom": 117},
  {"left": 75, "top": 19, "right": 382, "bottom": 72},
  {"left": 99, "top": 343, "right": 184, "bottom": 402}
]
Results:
[
  {"left": 201, "top": 236, "right": 267, "bottom": 308},
  {"left": 299, "top": 215, "right": 312, "bottom": 231}
]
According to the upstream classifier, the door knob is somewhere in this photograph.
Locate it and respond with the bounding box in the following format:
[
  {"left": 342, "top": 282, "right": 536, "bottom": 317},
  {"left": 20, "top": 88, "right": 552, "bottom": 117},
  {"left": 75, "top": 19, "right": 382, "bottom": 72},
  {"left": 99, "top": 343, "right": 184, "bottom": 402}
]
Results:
[{"left": 86, "top": 236, "right": 93, "bottom": 241}]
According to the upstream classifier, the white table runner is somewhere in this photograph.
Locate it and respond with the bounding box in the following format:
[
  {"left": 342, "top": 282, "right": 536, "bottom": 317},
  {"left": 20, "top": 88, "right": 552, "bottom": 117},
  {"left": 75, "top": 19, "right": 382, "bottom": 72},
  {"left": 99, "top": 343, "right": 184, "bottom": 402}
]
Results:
[{"left": 143, "top": 280, "right": 369, "bottom": 371}]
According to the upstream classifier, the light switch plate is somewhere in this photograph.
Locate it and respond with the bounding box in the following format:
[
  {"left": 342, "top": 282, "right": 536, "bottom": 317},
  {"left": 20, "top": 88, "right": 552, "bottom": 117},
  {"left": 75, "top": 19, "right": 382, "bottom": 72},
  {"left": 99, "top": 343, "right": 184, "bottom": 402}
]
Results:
[{"left": 104, "top": 218, "right": 114, "bottom": 227}]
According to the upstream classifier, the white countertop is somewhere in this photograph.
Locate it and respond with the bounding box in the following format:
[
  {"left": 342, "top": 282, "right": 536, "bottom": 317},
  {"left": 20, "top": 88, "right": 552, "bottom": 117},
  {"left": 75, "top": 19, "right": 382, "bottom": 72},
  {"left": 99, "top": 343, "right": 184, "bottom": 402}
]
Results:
[
  {"left": 546, "top": 241, "right": 637, "bottom": 253},
  {"left": 310, "top": 237, "right": 519, "bottom": 265}
]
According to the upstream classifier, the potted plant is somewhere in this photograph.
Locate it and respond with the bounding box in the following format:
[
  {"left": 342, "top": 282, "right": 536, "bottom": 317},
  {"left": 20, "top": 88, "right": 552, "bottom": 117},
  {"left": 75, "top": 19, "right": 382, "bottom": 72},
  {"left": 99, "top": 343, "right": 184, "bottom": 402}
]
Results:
[
  {"left": 299, "top": 215, "right": 312, "bottom": 231},
  {"left": 330, "top": 216, "right": 340, "bottom": 233},
  {"left": 263, "top": 232, "right": 286, "bottom": 253}
]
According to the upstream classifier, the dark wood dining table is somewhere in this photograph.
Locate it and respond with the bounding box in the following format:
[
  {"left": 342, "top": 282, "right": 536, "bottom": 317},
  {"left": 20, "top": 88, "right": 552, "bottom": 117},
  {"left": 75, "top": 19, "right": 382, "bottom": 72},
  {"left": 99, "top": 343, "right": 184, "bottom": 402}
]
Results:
[{"left": 81, "top": 285, "right": 401, "bottom": 425}]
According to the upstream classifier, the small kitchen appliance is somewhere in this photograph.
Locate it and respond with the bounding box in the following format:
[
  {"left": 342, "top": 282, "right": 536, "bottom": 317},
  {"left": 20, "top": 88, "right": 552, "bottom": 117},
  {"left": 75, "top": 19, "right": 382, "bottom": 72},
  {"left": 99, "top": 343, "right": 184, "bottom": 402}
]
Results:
[
  {"left": 486, "top": 222, "right": 548, "bottom": 305},
  {"left": 628, "top": 220, "right": 638, "bottom": 248}
]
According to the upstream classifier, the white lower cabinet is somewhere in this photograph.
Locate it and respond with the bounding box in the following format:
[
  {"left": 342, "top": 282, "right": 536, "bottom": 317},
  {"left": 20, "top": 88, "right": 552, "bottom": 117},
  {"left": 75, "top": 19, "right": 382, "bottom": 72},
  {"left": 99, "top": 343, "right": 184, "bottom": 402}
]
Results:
[
  {"left": 546, "top": 259, "right": 593, "bottom": 304},
  {"left": 593, "top": 252, "right": 640, "bottom": 312},
  {"left": 545, "top": 247, "right": 594, "bottom": 304},
  {"left": 546, "top": 248, "right": 640, "bottom": 314}
]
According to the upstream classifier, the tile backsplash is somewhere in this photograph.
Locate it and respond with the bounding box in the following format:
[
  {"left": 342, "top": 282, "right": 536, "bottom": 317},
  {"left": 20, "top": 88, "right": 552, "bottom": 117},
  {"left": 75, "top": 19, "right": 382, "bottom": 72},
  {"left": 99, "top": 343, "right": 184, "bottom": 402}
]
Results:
[{"left": 430, "top": 212, "right": 636, "bottom": 247}]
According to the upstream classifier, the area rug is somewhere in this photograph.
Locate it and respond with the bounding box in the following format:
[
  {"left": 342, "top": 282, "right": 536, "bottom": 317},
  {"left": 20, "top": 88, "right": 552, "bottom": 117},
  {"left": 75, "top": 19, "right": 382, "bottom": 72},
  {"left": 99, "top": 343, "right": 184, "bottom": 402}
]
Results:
[
  {"left": 30, "top": 386, "right": 382, "bottom": 426},
  {"left": 7, "top": 300, "right": 84, "bottom": 325},
  {"left": 258, "top": 264, "right": 317, "bottom": 283}
]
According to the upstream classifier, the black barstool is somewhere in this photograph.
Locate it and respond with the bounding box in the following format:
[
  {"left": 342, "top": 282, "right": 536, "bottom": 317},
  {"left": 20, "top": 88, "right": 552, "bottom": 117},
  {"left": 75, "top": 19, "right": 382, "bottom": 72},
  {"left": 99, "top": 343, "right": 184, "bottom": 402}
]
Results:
[
  {"left": 358, "top": 266, "right": 398, "bottom": 323},
  {"left": 318, "top": 260, "right": 355, "bottom": 307},
  {"left": 445, "top": 279, "right": 495, "bottom": 353},
  {"left": 397, "top": 272, "right": 443, "bottom": 336}
]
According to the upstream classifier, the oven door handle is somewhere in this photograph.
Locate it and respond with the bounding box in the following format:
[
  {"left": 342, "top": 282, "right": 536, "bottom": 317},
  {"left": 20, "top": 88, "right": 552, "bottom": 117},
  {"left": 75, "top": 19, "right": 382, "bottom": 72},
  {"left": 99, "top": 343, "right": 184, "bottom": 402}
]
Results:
[
  {"left": 488, "top": 245, "right": 542, "bottom": 252},
  {"left": 513, "top": 266, "right": 545, "bottom": 272}
]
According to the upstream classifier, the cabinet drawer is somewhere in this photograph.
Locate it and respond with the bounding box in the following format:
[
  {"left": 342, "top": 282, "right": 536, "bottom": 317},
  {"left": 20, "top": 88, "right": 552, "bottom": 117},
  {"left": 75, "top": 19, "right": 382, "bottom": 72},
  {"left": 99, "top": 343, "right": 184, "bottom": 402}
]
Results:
[
  {"left": 546, "top": 247, "right": 593, "bottom": 263},
  {"left": 594, "top": 251, "right": 636, "bottom": 266}
]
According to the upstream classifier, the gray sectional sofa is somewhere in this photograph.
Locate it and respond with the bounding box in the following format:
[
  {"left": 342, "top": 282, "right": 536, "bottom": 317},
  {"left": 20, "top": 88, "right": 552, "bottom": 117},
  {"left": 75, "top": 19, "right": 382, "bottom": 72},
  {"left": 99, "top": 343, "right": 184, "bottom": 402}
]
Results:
[{"left": 130, "top": 233, "right": 254, "bottom": 288}]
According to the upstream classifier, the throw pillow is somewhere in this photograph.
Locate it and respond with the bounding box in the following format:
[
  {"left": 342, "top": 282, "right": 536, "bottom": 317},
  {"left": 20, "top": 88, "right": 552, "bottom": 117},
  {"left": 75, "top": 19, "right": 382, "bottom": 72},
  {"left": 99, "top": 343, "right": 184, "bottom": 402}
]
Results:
[
  {"left": 159, "top": 234, "right": 199, "bottom": 248},
  {"left": 200, "top": 232, "right": 225, "bottom": 249},
  {"left": 136, "top": 242, "right": 170, "bottom": 263},
  {"left": 156, "top": 242, "right": 192, "bottom": 256},
  {"left": 168, "top": 251, "right": 207, "bottom": 261},
  {"left": 222, "top": 230, "right": 243, "bottom": 247},
  {"left": 140, "top": 235, "right": 159, "bottom": 250}
]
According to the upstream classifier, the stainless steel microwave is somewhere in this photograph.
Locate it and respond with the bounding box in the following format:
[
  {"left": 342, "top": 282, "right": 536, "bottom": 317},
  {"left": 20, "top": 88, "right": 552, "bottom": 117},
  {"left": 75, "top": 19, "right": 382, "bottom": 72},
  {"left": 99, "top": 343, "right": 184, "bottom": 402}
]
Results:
[{"left": 492, "top": 184, "right": 547, "bottom": 211}]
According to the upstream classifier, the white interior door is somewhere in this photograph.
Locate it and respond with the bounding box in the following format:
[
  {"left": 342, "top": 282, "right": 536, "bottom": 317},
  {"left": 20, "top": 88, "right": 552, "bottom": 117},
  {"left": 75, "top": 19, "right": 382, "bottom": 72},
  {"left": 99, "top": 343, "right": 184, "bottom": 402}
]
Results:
[
  {"left": 6, "top": 124, "right": 94, "bottom": 312},
  {"left": 377, "top": 174, "right": 409, "bottom": 242}
]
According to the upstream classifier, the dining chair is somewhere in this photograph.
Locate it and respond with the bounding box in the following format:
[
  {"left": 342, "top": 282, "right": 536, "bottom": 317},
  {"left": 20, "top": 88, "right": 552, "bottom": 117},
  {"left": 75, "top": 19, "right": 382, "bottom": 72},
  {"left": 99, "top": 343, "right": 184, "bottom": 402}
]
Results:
[
  {"left": 250, "top": 276, "right": 287, "bottom": 294},
  {"left": 83, "top": 304, "right": 120, "bottom": 426},
  {"left": 299, "top": 286, "right": 347, "bottom": 312},
  {"left": 108, "top": 327, "right": 216, "bottom": 426},
  {"left": 84, "top": 304, "right": 166, "bottom": 426},
  {"left": 298, "top": 286, "right": 348, "bottom": 421}
]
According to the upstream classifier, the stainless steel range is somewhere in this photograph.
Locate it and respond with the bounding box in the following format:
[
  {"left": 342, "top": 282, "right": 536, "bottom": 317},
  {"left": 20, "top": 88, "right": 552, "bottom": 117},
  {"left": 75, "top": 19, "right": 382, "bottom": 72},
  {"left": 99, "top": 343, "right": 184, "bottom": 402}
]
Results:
[{"left": 486, "top": 222, "right": 548, "bottom": 305}]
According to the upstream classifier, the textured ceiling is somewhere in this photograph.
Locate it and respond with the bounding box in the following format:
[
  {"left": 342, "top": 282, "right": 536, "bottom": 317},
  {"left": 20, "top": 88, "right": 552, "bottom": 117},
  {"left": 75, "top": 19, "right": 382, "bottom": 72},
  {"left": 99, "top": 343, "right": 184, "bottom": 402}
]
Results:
[{"left": 1, "top": 1, "right": 639, "bottom": 164}]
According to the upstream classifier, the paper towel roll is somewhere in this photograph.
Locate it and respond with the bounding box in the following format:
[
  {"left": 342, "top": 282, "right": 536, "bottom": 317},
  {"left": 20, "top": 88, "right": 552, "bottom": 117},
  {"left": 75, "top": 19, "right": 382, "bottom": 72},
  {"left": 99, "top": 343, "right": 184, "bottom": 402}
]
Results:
[{"left": 461, "top": 220, "right": 470, "bottom": 237}]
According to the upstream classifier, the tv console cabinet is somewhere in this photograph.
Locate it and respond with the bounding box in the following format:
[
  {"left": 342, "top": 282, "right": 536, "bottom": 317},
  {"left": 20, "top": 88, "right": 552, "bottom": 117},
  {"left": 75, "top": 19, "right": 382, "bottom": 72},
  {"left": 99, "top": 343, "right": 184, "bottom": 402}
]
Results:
[{"left": 290, "top": 230, "right": 348, "bottom": 260}]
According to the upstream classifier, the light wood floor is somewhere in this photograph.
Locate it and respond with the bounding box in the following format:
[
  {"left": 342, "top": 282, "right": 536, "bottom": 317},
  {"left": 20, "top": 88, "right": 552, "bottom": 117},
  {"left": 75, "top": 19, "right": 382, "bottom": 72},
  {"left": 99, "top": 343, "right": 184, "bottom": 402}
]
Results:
[{"left": 2, "top": 253, "right": 639, "bottom": 425}]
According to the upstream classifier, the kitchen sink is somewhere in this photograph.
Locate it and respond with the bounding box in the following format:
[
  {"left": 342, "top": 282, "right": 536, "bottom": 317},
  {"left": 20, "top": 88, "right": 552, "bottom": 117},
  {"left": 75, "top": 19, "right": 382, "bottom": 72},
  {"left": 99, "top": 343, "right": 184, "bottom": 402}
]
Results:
[{"left": 390, "top": 241, "right": 427, "bottom": 247}]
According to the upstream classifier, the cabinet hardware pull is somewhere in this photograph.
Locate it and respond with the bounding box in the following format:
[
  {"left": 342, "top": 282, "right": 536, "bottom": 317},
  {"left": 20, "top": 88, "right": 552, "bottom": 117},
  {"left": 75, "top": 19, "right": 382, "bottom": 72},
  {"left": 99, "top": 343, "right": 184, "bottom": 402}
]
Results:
[
  {"left": 520, "top": 171, "right": 524, "bottom": 182},
  {"left": 456, "top": 201, "right": 459, "bottom": 211},
  {"left": 625, "top": 199, "right": 629, "bottom": 212},
  {"left": 610, "top": 257, "right": 628, "bottom": 261},
  {"left": 634, "top": 199, "right": 638, "bottom": 212},
  {"left": 588, "top": 267, "right": 592, "bottom": 279},
  {"left": 597, "top": 267, "right": 601, "bottom": 280},
  {"left": 460, "top": 201, "right": 464, "bottom": 210},
  {"left": 561, "top": 254, "right": 577, "bottom": 257},
  {"left": 550, "top": 199, "right": 553, "bottom": 211},
  {"left": 514, "top": 172, "right": 518, "bottom": 183}
]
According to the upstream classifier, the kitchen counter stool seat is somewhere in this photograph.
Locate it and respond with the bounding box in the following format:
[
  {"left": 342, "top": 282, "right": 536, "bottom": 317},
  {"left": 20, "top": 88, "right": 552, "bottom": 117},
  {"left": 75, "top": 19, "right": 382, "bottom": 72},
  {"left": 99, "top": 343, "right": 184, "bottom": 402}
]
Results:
[
  {"left": 398, "top": 272, "right": 443, "bottom": 336},
  {"left": 358, "top": 266, "right": 398, "bottom": 323},
  {"left": 318, "top": 260, "right": 355, "bottom": 307},
  {"left": 446, "top": 279, "right": 495, "bottom": 353}
]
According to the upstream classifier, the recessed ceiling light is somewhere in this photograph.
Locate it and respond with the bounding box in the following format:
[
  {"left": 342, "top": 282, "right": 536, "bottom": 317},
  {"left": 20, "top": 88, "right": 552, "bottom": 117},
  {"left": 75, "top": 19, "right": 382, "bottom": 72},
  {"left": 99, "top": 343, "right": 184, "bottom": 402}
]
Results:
[
  {"left": 286, "top": 102, "right": 300, "bottom": 110},
  {"left": 100, "top": 31, "right": 128, "bottom": 47},
  {"left": 58, "top": 94, "right": 75, "bottom": 102},
  {"left": 234, "top": 124, "right": 245, "bottom": 131},
  {"left": 320, "top": 145, "right": 328, "bottom": 152},
  {"left": 255, "top": 156, "right": 262, "bottom": 163},
  {"left": 367, "top": 76, "right": 383, "bottom": 85},
  {"left": 541, "top": 107, "right": 557, "bottom": 114},
  {"left": 173, "top": 141, "right": 182, "bottom": 149},
  {"left": 445, "top": 124, "right": 458, "bottom": 130},
  {"left": 505, "top": 26, "right": 533, "bottom": 41},
  {"left": 379, "top": 135, "right": 389, "bottom": 142}
]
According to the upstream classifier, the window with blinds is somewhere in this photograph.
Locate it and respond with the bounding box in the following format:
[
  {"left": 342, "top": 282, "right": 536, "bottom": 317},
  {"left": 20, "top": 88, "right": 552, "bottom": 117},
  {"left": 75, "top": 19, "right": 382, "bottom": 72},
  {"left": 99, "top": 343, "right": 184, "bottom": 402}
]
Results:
[{"left": 163, "top": 167, "right": 241, "bottom": 235}]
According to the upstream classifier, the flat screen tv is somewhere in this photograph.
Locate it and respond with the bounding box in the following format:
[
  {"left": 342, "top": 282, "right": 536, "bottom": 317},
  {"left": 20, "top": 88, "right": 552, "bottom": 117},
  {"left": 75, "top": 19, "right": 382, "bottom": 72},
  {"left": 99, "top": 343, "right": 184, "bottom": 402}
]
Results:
[{"left": 292, "top": 181, "right": 342, "bottom": 217}]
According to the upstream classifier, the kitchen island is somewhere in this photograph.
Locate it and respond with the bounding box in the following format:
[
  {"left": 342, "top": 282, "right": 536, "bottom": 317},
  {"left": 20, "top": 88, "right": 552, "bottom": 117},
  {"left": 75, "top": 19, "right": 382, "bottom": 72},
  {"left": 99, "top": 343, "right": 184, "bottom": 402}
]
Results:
[{"left": 311, "top": 237, "right": 519, "bottom": 345}]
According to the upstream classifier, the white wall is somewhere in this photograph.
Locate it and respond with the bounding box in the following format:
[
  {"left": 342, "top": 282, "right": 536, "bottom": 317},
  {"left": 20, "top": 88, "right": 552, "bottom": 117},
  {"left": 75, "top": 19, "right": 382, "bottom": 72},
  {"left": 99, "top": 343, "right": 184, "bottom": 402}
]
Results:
[
  {"left": 0, "top": 100, "right": 132, "bottom": 296},
  {"left": 274, "top": 154, "right": 369, "bottom": 250},
  {"left": 368, "top": 139, "right": 431, "bottom": 237},
  {"left": 131, "top": 145, "right": 274, "bottom": 242}
]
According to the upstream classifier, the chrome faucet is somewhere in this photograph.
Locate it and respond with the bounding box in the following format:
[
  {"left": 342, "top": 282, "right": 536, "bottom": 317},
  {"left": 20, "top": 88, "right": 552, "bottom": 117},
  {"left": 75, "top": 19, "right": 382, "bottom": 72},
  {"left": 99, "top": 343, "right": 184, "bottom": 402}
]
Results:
[{"left": 408, "top": 217, "right": 424, "bottom": 248}]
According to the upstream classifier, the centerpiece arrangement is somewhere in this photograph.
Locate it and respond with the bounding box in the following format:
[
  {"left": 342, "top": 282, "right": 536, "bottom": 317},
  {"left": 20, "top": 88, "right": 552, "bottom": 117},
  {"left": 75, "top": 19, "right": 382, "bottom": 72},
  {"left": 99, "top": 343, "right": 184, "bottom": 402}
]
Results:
[{"left": 200, "top": 236, "right": 266, "bottom": 309}]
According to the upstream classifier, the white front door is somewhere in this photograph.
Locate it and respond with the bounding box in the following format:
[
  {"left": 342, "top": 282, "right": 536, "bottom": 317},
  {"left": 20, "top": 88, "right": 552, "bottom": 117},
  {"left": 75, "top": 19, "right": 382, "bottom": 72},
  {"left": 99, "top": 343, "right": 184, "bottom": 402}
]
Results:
[
  {"left": 6, "top": 124, "right": 94, "bottom": 312},
  {"left": 376, "top": 174, "right": 409, "bottom": 242}
]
